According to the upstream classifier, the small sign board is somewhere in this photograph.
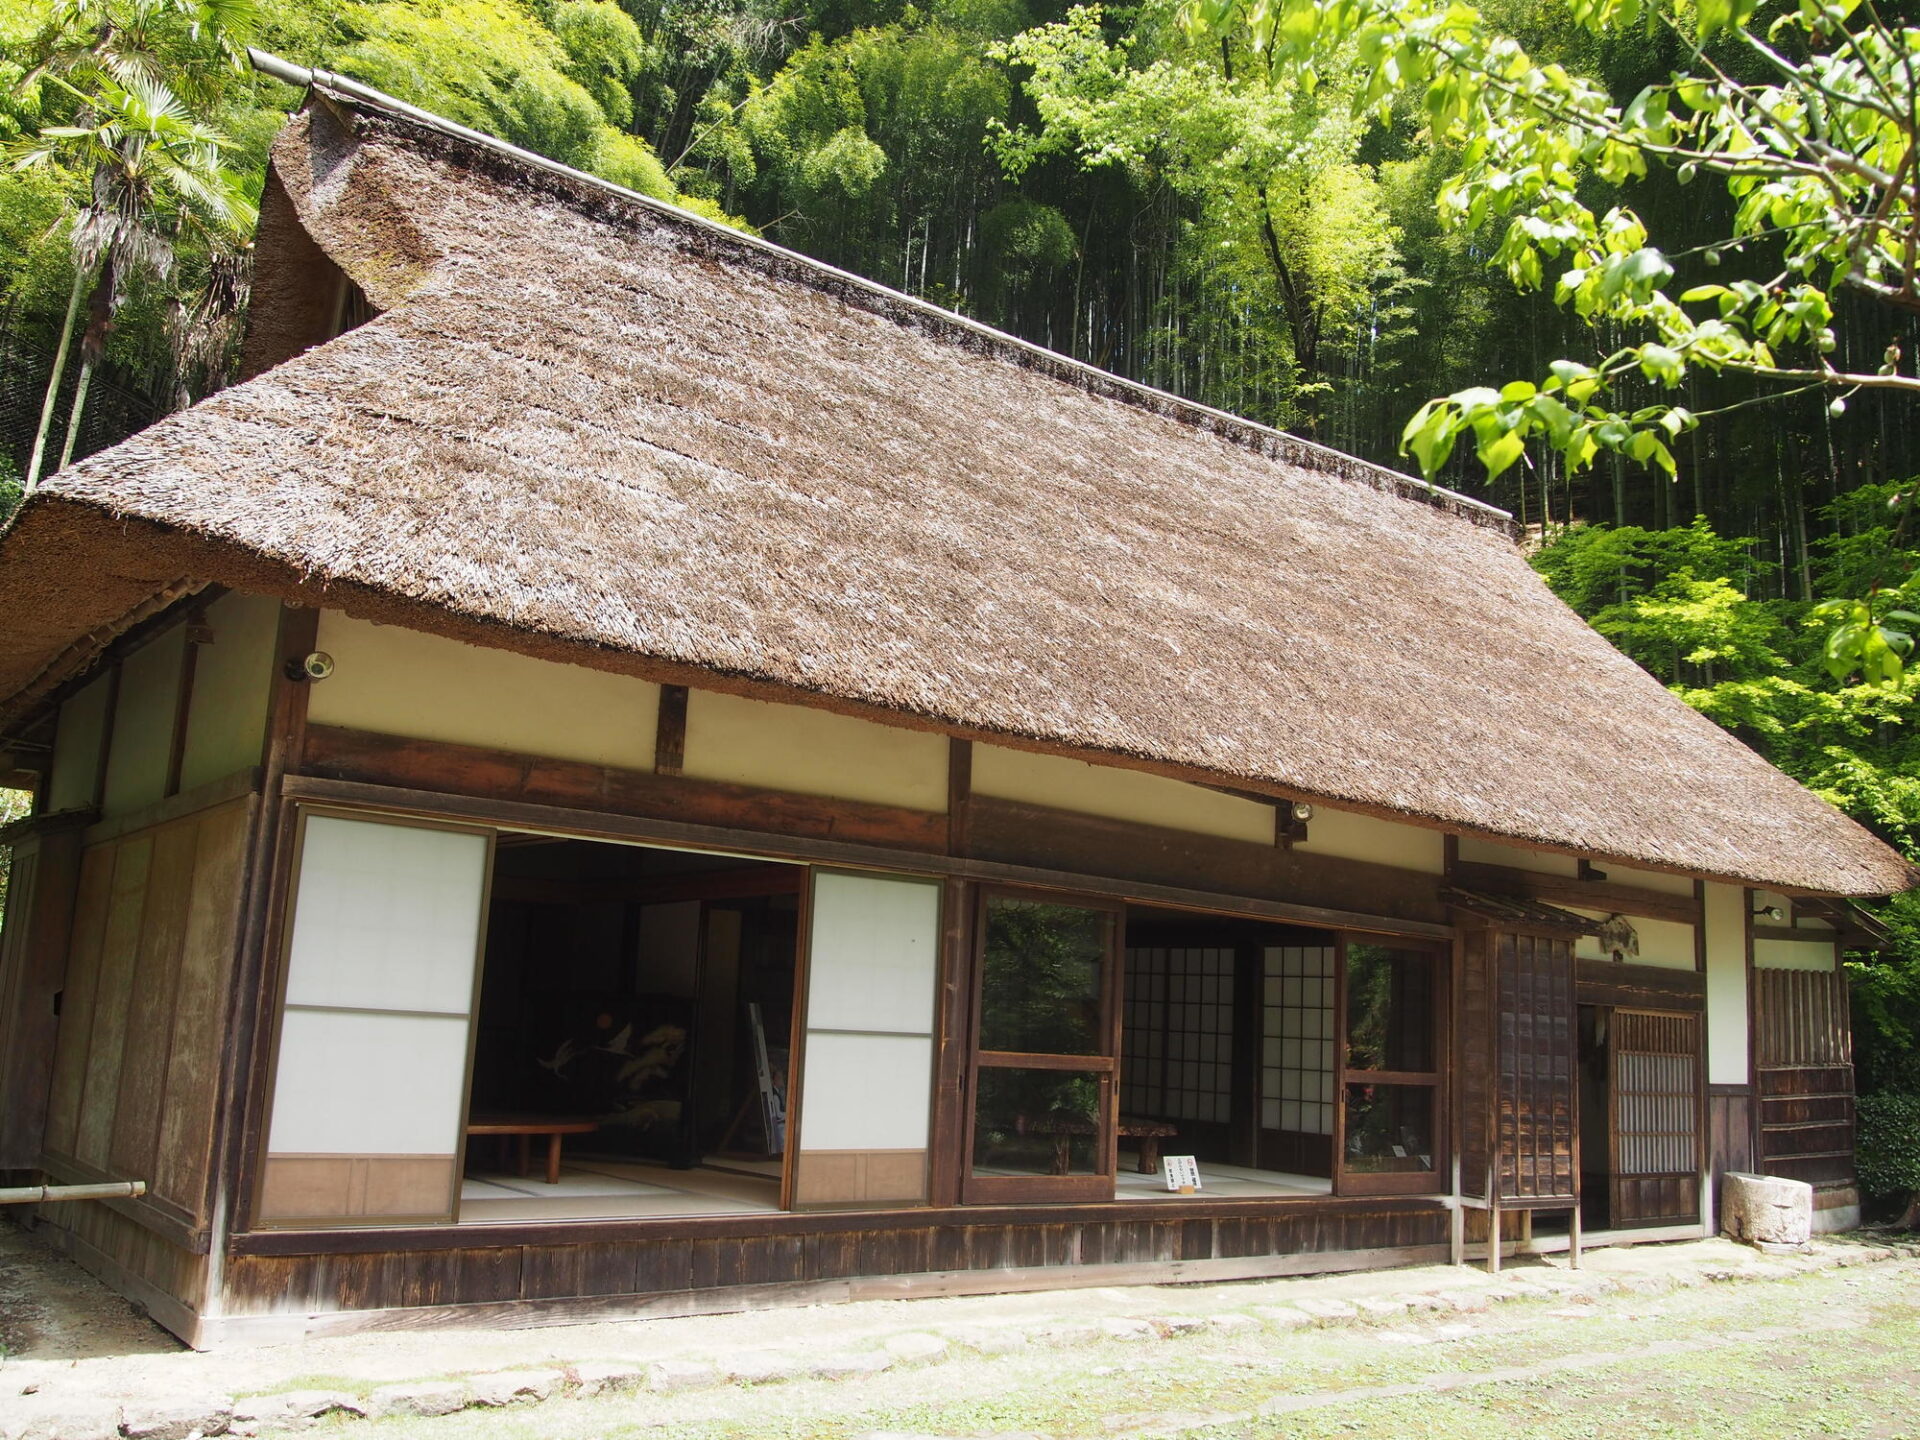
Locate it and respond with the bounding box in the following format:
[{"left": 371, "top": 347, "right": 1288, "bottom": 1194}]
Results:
[{"left": 1163, "top": 1155, "right": 1201, "bottom": 1194}]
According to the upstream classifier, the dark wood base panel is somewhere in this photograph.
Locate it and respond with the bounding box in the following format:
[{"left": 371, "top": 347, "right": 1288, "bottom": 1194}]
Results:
[
  {"left": 1756, "top": 1066, "right": 1855, "bottom": 1187},
  {"left": 220, "top": 1201, "right": 1449, "bottom": 1319}
]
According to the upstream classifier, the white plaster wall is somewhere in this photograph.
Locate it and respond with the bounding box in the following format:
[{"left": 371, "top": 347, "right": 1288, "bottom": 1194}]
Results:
[
  {"left": 46, "top": 673, "right": 112, "bottom": 814},
  {"left": 100, "top": 626, "right": 185, "bottom": 816},
  {"left": 1605, "top": 863, "right": 1697, "bottom": 897},
  {"left": 1455, "top": 834, "right": 1579, "bottom": 876},
  {"left": 309, "top": 612, "right": 659, "bottom": 770},
  {"left": 1702, "top": 881, "right": 1749, "bottom": 1085},
  {"left": 1753, "top": 938, "right": 1839, "bottom": 972},
  {"left": 682, "top": 690, "right": 948, "bottom": 812},
  {"left": 178, "top": 591, "right": 280, "bottom": 792},
  {"left": 971, "top": 743, "right": 1272, "bottom": 844},
  {"left": 1572, "top": 910, "right": 1697, "bottom": 970},
  {"left": 1295, "top": 808, "right": 1444, "bottom": 874}
]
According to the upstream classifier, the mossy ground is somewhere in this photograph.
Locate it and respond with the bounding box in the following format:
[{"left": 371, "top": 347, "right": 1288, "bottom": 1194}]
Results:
[{"left": 359, "top": 1253, "right": 1920, "bottom": 1440}]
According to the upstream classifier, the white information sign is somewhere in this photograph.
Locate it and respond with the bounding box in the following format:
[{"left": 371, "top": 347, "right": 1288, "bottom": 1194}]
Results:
[{"left": 1163, "top": 1155, "right": 1201, "bottom": 1193}]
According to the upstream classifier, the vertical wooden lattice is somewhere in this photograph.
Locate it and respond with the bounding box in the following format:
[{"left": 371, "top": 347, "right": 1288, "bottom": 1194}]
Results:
[
  {"left": 1753, "top": 968, "right": 1851, "bottom": 1069},
  {"left": 1612, "top": 1011, "right": 1698, "bottom": 1176},
  {"left": 1494, "top": 933, "right": 1577, "bottom": 1201}
]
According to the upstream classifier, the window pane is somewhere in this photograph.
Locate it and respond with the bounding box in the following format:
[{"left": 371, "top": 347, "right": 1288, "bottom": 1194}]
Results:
[
  {"left": 1342, "top": 1082, "right": 1436, "bottom": 1173},
  {"left": 971, "top": 1068, "right": 1103, "bottom": 1176},
  {"left": 1345, "top": 945, "right": 1435, "bottom": 1073},
  {"left": 979, "top": 898, "right": 1108, "bottom": 1055}
]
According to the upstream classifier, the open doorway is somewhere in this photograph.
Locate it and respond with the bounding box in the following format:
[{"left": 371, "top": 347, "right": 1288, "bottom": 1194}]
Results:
[
  {"left": 459, "top": 834, "right": 801, "bottom": 1222},
  {"left": 1113, "top": 907, "right": 1335, "bottom": 1200},
  {"left": 1578, "top": 1004, "right": 1702, "bottom": 1233}
]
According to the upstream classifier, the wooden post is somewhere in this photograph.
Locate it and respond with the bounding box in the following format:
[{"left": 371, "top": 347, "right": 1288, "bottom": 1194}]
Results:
[{"left": 1448, "top": 1153, "right": 1465, "bottom": 1266}]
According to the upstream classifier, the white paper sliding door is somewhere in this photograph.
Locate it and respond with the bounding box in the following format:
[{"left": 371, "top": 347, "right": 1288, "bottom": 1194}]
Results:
[
  {"left": 793, "top": 872, "right": 940, "bottom": 1206},
  {"left": 258, "top": 811, "right": 491, "bottom": 1225}
]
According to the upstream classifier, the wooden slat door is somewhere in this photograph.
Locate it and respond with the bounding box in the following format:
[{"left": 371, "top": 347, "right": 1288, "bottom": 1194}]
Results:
[{"left": 1609, "top": 1009, "right": 1701, "bottom": 1226}]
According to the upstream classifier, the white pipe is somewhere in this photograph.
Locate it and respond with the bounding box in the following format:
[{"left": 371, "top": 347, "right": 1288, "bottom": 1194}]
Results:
[{"left": 0, "top": 1180, "right": 146, "bottom": 1204}]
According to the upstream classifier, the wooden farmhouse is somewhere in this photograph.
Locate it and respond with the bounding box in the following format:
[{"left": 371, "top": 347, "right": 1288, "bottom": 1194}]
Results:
[{"left": 0, "top": 70, "right": 1911, "bottom": 1348}]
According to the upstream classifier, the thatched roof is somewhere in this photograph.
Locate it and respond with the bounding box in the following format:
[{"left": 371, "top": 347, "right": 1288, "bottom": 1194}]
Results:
[{"left": 0, "top": 76, "right": 1909, "bottom": 897}]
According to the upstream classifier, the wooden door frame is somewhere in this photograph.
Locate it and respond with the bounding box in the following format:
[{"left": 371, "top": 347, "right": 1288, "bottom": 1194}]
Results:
[
  {"left": 959, "top": 885, "right": 1124, "bottom": 1205},
  {"left": 1605, "top": 1006, "right": 1705, "bottom": 1229},
  {"left": 1333, "top": 933, "right": 1449, "bottom": 1197}
]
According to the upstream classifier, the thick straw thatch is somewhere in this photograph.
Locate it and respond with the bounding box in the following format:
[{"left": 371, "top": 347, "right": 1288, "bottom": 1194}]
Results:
[{"left": 0, "top": 89, "right": 1909, "bottom": 897}]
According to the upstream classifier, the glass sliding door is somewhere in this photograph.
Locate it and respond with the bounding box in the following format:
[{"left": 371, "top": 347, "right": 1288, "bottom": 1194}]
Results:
[
  {"left": 964, "top": 891, "right": 1121, "bottom": 1203},
  {"left": 1335, "top": 937, "right": 1445, "bottom": 1196},
  {"left": 791, "top": 870, "right": 942, "bottom": 1207},
  {"left": 256, "top": 810, "right": 492, "bottom": 1226}
]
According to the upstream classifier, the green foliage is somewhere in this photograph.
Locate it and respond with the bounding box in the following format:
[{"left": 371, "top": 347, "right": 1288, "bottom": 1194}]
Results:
[
  {"left": 1537, "top": 508, "right": 1920, "bottom": 1098},
  {"left": 992, "top": 3, "right": 1400, "bottom": 420},
  {"left": 1854, "top": 1092, "right": 1920, "bottom": 1206}
]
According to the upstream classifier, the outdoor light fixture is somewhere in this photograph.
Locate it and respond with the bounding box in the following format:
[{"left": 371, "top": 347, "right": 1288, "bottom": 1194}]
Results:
[
  {"left": 1291, "top": 802, "right": 1314, "bottom": 823},
  {"left": 285, "top": 650, "right": 336, "bottom": 682},
  {"left": 1751, "top": 904, "right": 1785, "bottom": 921}
]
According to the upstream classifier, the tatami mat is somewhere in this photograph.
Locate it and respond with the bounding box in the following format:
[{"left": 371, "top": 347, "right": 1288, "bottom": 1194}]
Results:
[{"left": 457, "top": 1159, "right": 781, "bottom": 1223}]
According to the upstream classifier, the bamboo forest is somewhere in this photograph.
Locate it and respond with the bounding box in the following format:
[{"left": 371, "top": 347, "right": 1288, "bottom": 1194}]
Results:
[{"left": 2, "top": 0, "right": 1919, "bottom": 1194}]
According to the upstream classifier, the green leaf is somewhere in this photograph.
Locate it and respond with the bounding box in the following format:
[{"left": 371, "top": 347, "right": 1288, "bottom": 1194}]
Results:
[{"left": 1477, "top": 428, "right": 1526, "bottom": 479}]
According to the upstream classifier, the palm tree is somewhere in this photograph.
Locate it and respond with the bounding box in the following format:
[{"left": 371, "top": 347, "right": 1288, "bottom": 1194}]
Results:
[{"left": 14, "top": 68, "right": 255, "bottom": 491}]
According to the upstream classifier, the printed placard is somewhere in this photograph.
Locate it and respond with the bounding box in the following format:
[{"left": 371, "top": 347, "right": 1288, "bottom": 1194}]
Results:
[{"left": 1163, "top": 1155, "right": 1201, "bottom": 1193}]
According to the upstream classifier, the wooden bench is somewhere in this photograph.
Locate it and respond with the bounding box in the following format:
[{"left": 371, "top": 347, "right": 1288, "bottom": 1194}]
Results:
[
  {"left": 466, "top": 1113, "right": 600, "bottom": 1185},
  {"left": 1024, "top": 1116, "right": 1179, "bottom": 1176}
]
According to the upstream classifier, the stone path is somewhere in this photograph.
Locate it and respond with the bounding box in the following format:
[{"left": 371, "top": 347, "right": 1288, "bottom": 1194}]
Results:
[{"left": 0, "top": 1223, "right": 1908, "bottom": 1440}]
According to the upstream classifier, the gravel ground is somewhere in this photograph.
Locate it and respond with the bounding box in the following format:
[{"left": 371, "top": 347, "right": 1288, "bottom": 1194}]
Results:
[{"left": 1, "top": 1215, "right": 1914, "bottom": 1439}]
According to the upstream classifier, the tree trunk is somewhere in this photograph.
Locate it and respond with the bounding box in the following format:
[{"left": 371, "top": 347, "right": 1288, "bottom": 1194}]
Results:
[
  {"left": 23, "top": 262, "right": 88, "bottom": 493},
  {"left": 55, "top": 360, "right": 96, "bottom": 475}
]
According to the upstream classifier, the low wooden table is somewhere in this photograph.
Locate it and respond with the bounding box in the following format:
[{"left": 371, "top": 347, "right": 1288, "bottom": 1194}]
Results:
[
  {"left": 466, "top": 1113, "right": 600, "bottom": 1185},
  {"left": 1026, "top": 1116, "right": 1179, "bottom": 1176}
]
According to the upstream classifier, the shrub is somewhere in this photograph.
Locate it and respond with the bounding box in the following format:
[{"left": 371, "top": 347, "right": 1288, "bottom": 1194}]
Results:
[{"left": 1855, "top": 1093, "right": 1920, "bottom": 1211}]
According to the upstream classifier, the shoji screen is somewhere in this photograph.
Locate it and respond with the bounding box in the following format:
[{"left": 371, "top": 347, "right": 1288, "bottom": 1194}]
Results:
[
  {"left": 792, "top": 871, "right": 940, "bottom": 1206},
  {"left": 258, "top": 812, "right": 491, "bottom": 1226}
]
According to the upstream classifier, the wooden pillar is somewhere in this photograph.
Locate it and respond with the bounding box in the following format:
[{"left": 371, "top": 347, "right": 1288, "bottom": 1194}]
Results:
[{"left": 205, "top": 604, "right": 318, "bottom": 1262}]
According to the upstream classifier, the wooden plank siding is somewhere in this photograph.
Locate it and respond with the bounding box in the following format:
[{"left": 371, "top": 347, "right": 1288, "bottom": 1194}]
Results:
[
  {"left": 218, "top": 1201, "right": 1451, "bottom": 1326},
  {"left": 36, "top": 792, "right": 256, "bottom": 1241},
  {"left": 0, "top": 814, "right": 89, "bottom": 1170}
]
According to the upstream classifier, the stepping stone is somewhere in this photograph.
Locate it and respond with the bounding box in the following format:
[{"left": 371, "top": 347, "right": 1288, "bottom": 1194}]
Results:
[
  {"left": 1253, "top": 1306, "right": 1312, "bottom": 1329},
  {"left": 649, "top": 1359, "right": 721, "bottom": 1392},
  {"left": 574, "top": 1362, "right": 646, "bottom": 1397},
  {"left": 368, "top": 1382, "right": 469, "bottom": 1419},
  {"left": 469, "top": 1368, "right": 564, "bottom": 1406},
  {"left": 1293, "top": 1297, "right": 1358, "bottom": 1320}
]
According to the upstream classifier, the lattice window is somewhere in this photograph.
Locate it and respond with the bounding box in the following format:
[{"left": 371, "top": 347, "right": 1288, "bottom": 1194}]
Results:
[
  {"left": 1612, "top": 1011, "right": 1698, "bottom": 1177},
  {"left": 1122, "top": 947, "right": 1232, "bottom": 1123},
  {"left": 1261, "top": 945, "right": 1334, "bottom": 1136}
]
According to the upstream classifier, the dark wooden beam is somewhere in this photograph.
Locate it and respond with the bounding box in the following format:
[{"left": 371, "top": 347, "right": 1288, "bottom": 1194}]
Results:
[
  {"left": 1449, "top": 859, "right": 1701, "bottom": 927},
  {"left": 654, "top": 685, "right": 688, "bottom": 776},
  {"left": 301, "top": 724, "right": 949, "bottom": 854},
  {"left": 275, "top": 773, "right": 1456, "bottom": 941},
  {"left": 946, "top": 737, "right": 971, "bottom": 857},
  {"left": 1573, "top": 959, "right": 1706, "bottom": 1011},
  {"left": 227, "top": 1189, "right": 1448, "bottom": 1256}
]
